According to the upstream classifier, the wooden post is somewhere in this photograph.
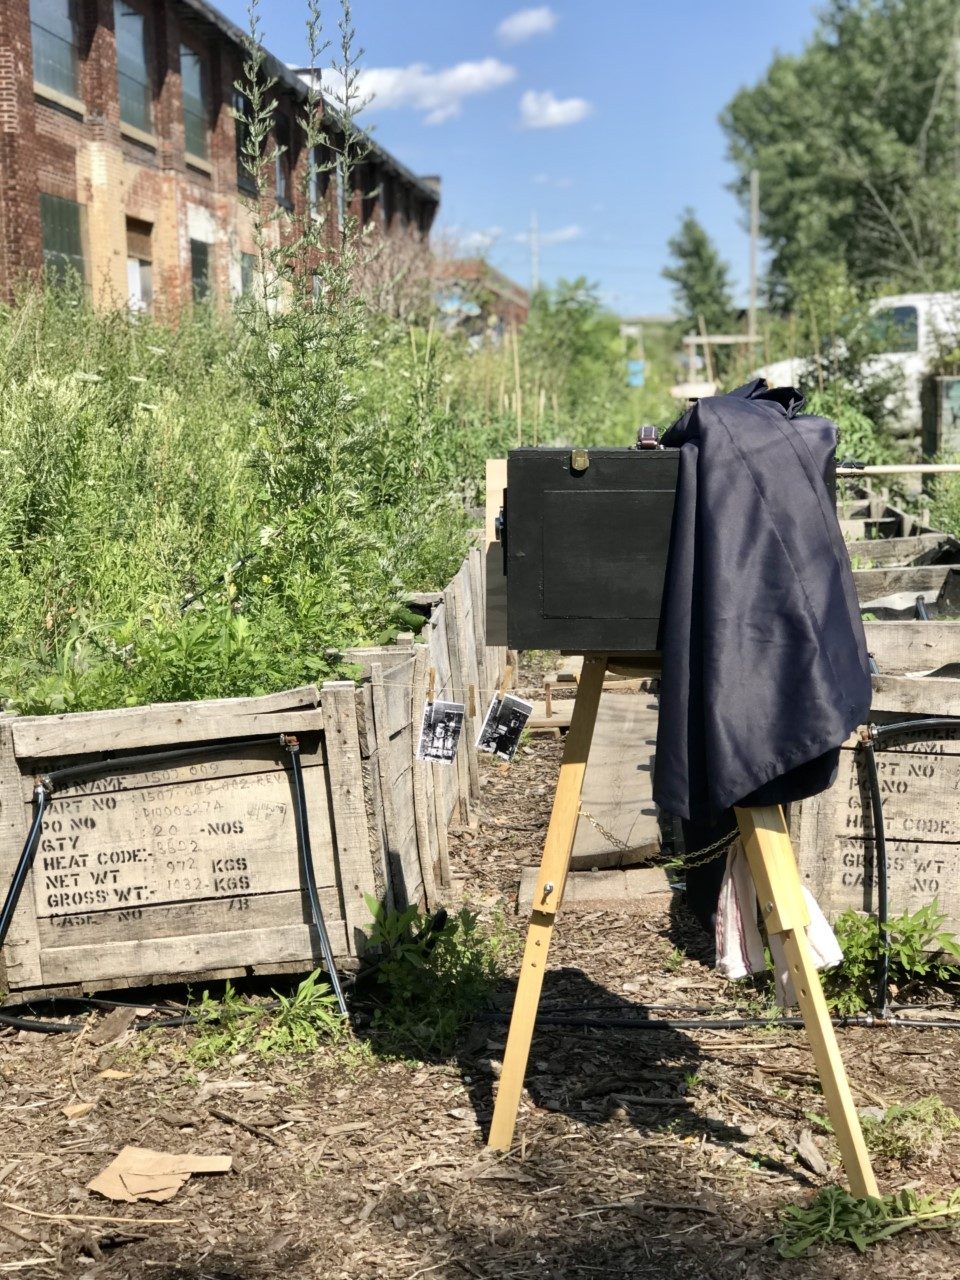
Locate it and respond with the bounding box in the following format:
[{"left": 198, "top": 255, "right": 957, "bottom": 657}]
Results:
[
  {"left": 487, "top": 655, "right": 608, "bottom": 1150},
  {"left": 735, "top": 804, "right": 879, "bottom": 1198}
]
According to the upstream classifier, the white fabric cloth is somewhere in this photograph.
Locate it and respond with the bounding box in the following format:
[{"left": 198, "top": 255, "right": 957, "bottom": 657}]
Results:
[{"left": 714, "top": 845, "right": 843, "bottom": 1006}]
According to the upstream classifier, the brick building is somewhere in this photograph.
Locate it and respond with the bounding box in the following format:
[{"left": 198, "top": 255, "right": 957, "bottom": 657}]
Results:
[{"left": 0, "top": 0, "right": 440, "bottom": 312}]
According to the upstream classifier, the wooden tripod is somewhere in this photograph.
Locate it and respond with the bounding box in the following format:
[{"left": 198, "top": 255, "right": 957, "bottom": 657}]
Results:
[{"left": 487, "top": 653, "right": 878, "bottom": 1198}]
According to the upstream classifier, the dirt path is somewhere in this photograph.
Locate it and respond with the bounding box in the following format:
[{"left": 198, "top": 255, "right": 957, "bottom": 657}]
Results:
[{"left": 2, "top": 734, "right": 960, "bottom": 1279}]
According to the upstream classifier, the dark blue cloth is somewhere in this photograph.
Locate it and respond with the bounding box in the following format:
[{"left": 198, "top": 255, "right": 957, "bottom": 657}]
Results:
[{"left": 653, "top": 380, "right": 871, "bottom": 825}]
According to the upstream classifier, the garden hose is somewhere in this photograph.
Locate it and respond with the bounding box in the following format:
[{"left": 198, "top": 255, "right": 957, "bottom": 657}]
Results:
[{"left": 0, "top": 782, "right": 48, "bottom": 955}]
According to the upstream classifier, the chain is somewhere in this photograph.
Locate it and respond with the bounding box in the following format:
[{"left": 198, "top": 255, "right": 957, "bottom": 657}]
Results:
[{"left": 578, "top": 807, "right": 739, "bottom": 868}]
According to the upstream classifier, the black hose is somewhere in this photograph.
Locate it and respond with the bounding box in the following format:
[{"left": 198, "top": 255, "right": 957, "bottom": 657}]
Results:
[
  {"left": 483, "top": 1010, "right": 960, "bottom": 1032},
  {"left": 858, "top": 736, "right": 890, "bottom": 1016},
  {"left": 0, "top": 784, "right": 48, "bottom": 951},
  {"left": 871, "top": 717, "right": 960, "bottom": 746},
  {"left": 44, "top": 734, "right": 284, "bottom": 789},
  {"left": 284, "top": 739, "right": 349, "bottom": 1018}
]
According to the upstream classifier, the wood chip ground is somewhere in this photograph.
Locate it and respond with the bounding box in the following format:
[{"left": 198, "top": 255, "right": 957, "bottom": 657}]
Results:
[{"left": 2, "top": 684, "right": 960, "bottom": 1278}]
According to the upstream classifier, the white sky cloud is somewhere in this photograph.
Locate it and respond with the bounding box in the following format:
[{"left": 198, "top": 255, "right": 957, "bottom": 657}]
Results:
[
  {"left": 532, "top": 172, "right": 573, "bottom": 188},
  {"left": 514, "top": 224, "right": 583, "bottom": 246},
  {"left": 520, "top": 89, "right": 593, "bottom": 129},
  {"left": 497, "top": 6, "right": 558, "bottom": 45},
  {"left": 320, "top": 60, "right": 516, "bottom": 125},
  {"left": 450, "top": 226, "right": 504, "bottom": 254}
]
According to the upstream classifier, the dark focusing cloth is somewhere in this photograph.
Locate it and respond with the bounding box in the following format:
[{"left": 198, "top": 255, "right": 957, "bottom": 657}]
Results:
[{"left": 653, "top": 380, "right": 871, "bottom": 834}]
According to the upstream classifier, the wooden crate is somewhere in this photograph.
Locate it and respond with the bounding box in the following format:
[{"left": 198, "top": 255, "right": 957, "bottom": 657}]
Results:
[
  {"left": 0, "top": 548, "right": 504, "bottom": 999},
  {"left": 0, "top": 683, "right": 384, "bottom": 998},
  {"left": 794, "top": 676, "right": 960, "bottom": 932}
]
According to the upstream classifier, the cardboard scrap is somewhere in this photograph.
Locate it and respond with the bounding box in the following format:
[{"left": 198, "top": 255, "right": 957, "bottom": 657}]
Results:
[
  {"left": 62, "top": 1102, "right": 96, "bottom": 1119},
  {"left": 88, "top": 1146, "right": 232, "bottom": 1203},
  {"left": 98, "top": 1069, "right": 134, "bottom": 1081}
]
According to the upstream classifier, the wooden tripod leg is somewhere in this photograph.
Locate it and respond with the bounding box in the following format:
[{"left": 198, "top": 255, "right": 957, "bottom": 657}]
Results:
[
  {"left": 487, "top": 654, "right": 608, "bottom": 1150},
  {"left": 735, "top": 804, "right": 879, "bottom": 1198}
]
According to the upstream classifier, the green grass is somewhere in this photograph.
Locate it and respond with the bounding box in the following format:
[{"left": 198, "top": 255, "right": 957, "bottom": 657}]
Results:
[{"left": 0, "top": 283, "right": 638, "bottom": 715}]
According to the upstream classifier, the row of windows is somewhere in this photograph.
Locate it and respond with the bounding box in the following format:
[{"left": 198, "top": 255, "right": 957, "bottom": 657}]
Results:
[
  {"left": 31, "top": 0, "right": 213, "bottom": 161},
  {"left": 39, "top": 193, "right": 257, "bottom": 307},
  {"left": 28, "top": 0, "right": 381, "bottom": 219}
]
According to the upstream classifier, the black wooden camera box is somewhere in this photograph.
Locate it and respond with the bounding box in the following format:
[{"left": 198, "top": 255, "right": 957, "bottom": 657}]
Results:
[{"left": 498, "top": 446, "right": 680, "bottom": 652}]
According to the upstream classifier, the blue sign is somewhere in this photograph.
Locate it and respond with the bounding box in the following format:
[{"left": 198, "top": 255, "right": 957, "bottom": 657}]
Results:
[{"left": 627, "top": 358, "right": 646, "bottom": 388}]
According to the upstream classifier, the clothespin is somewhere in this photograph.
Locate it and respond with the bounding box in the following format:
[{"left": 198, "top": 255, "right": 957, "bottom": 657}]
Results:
[
  {"left": 498, "top": 664, "right": 513, "bottom": 700},
  {"left": 468, "top": 683, "right": 477, "bottom": 717},
  {"left": 427, "top": 668, "right": 436, "bottom": 704}
]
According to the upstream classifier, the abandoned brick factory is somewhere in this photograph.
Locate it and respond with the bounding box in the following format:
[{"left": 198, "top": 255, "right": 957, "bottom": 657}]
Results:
[{"left": 0, "top": 0, "right": 441, "bottom": 311}]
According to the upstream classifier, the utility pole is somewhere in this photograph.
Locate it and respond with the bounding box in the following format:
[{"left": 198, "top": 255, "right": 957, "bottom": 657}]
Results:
[
  {"left": 530, "top": 209, "right": 540, "bottom": 292},
  {"left": 748, "top": 168, "right": 759, "bottom": 341}
]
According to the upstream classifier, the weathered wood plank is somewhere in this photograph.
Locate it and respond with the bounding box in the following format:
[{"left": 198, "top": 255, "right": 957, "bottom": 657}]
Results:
[
  {"left": 410, "top": 646, "right": 439, "bottom": 909},
  {"left": 0, "top": 719, "right": 44, "bottom": 991},
  {"left": 863, "top": 622, "right": 960, "bottom": 675},
  {"left": 17, "top": 738, "right": 325, "bottom": 804},
  {"left": 870, "top": 675, "right": 960, "bottom": 717},
  {"left": 453, "top": 572, "right": 482, "bottom": 801},
  {"left": 321, "top": 681, "right": 377, "bottom": 954},
  {"left": 519, "top": 865, "right": 671, "bottom": 909},
  {"left": 37, "top": 886, "right": 343, "bottom": 951},
  {"left": 441, "top": 579, "right": 472, "bottom": 823},
  {"left": 12, "top": 707, "right": 327, "bottom": 761},
  {"left": 423, "top": 600, "right": 462, "bottom": 829},
  {"left": 840, "top": 518, "right": 898, "bottom": 540},
  {"left": 853, "top": 565, "right": 952, "bottom": 602},
  {"left": 38, "top": 920, "right": 348, "bottom": 988},
  {"left": 572, "top": 692, "right": 660, "bottom": 869},
  {"left": 846, "top": 533, "right": 960, "bottom": 568}
]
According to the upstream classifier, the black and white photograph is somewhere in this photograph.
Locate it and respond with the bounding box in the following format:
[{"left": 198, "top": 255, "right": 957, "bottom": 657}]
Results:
[
  {"left": 476, "top": 693, "right": 534, "bottom": 762},
  {"left": 415, "top": 699, "right": 465, "bottom": 765}
]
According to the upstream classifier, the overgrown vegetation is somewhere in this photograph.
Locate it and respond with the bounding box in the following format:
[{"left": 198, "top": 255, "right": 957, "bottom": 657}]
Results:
[
  {"left": 821, "top": 902, "right": 960, "bottom": 1016},
  {"left": 187, "top": 970, "right": 348, "bottom": 1065},
  {"left": 361, "top": 897, "right": 516, "bottom": 1058},
  {"left": 776, "top": 1186, "right": 960, "bottom": 1258},
  {"left": 861, "top": 1096, "right": 960, "bottom": 1164}
]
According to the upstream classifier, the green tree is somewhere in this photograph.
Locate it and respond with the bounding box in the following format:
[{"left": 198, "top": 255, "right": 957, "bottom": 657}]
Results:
[
  {"left": 662, "top": 211, "right": 736, "bottom": 334},
  {"left": 722, "top": 0, "right": 960, "bottom": 305},
  {"left": 521, "top": 277, "right": 631, "bottom": 439}
]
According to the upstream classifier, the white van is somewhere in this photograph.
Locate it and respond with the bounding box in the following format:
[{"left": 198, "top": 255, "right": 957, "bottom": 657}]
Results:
[{"left": 755, "top": 292, "right": 960, "bottom": 432}]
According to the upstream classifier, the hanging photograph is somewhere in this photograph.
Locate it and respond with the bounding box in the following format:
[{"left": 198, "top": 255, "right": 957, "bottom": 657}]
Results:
[
  {"left": 476, "top": 693, "right": 534, "bottom": 762},
  {"left": 416, "top": 700, "right": 465, "bottom": 765}
]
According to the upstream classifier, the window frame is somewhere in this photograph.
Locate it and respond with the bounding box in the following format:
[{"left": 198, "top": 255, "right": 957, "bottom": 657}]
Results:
[
  {"left": 239, "top": 250, "right": 258, "bottom": 298},
  {"left": 234, "top": 90, "right": 257, "bottom": 194},
  {"left": 189, "top": 238, "right": 212, "bottom": 303},
  {"left": 274, "top": 111, "right": 293, "bottom": 209},
  {"left": 39, "top": 191, "right": 86, "bottom": 288},
  {"left": 113, "top": 0, "right": 154, "bottom": 136},
  {"left": 30, "top": 0, "right": 82, "bottom": 102},
  {"left": 868, "top": 305, "right": 920, "bottom": 356},
  {"left": 179, "top": 41, "right": 209, "bottom": 163}
]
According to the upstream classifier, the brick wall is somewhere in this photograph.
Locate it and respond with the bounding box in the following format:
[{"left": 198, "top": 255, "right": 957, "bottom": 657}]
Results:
[
  {"left": 0, "top": 0, "right": 439, "bottom": 311},
  {"left": 0, "top": 0, "right": 42, "bottom": 292}
]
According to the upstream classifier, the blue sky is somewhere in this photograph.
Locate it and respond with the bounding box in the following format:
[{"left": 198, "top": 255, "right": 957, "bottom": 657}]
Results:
[{"left": 215, "top": 1, "right": 820, "bottom": 316}]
